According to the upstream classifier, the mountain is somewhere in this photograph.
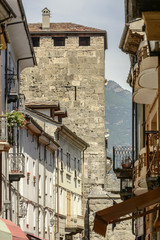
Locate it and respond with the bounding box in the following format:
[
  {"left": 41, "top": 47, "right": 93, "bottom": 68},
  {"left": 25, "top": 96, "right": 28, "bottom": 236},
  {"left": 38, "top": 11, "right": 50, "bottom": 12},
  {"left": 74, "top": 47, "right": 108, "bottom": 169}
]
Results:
[{"left": 105, "top": 80, "right": 132, "bottom": 157}]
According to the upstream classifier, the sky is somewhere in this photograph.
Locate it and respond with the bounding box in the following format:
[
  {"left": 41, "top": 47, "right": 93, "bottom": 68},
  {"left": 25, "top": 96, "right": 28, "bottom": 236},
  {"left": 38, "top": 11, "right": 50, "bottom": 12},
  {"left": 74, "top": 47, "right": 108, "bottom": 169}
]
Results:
[{"left": 22, "top": 0, "right": 131, "bottom": 91}]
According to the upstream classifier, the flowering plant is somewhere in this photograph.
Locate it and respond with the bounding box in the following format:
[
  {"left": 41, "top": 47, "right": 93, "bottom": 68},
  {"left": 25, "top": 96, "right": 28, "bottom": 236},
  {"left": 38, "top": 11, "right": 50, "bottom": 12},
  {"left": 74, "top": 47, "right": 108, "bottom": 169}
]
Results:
[{"left": 6, "top": 110, "right": 27, "bottom": 127}]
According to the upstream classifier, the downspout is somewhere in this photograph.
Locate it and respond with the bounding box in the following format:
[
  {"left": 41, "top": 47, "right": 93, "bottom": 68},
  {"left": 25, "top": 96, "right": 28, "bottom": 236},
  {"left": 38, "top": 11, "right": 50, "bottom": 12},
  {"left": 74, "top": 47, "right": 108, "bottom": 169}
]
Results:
[
  {"left": 132, "top": 83, "right": 135, "bottom": 236},
  {"left": 37, "top": 136, "right": 40, "bottom": 236},
  {"left": 43, "top": 144, "right": 48, "bottom": 239},
  {"left": 17, "top": 57, "right": 34, "bottom": 105},
  {"left": 82, "top": 146, "right": 87, "bottom": 218},
  {"left": 55, "top": 130, "right": 60, "bottom": 238},
  {"left": 5, "top": 46, "right": 8, "bottom": 218},
  {"left": 143, "top": 105, "right": 145, "bottom": 148},
  {"left": 82, "top": 146, "right": 87, "bottom": 239}
]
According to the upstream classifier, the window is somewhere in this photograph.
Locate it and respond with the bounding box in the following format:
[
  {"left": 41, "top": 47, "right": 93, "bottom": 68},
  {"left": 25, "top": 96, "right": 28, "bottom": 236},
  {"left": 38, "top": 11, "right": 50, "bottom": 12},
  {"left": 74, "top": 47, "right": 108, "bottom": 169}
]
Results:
[
  {"left": 78, "top": 159, "right": 80, "bottom": 172},
  {"left": 79, "top": 37, "right": 90, "bottom": 46},
  {"left": 45, "top": 176, "right": 47, "bottom": 195},
  {"left": 39, "top": 175, "right": 41, "bottom": 196},
  {"left": 74, "top": 157, "right": 76, "bottom": 169},
  {"left": 61, "top": 148, "right": 63, "bottom": 161},
  {"left": 53, "top": 37, "right": 65, "bottom": 46},
  {"left": 49, "top": 178, "right": 52, "bottom": 197},
  {"left": 67, "top": 153, "right": 71, "bottom": 172},
  {"left": 32, "top": 37, "right": 40, "bottom": 47}
]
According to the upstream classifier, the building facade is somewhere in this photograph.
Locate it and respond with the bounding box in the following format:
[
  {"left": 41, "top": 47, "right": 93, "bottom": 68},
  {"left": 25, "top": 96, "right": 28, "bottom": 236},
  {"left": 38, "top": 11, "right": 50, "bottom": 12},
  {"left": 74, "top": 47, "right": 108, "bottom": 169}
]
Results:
[{"left": 20, "top": 8, "right": 107, "bottom": 191}]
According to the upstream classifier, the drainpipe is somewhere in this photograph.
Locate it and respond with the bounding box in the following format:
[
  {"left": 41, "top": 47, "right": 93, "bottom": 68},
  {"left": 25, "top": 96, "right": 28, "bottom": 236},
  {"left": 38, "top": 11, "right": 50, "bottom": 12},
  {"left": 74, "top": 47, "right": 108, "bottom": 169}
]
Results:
[
  {"left": 55, "top": 130, "right": 60, "bottom": 239},
  {"left": 43, "top": 144, "right": 47, "bottom": 239},
  {"left": 82, "top": 146, "right": 87, "bottom": 218},
  {"left": 37, "top": 136, "right": 40, "bottom": 236},
  {"left": 158, "top": 57, "right": 160, "bottom": 132},
  {"left": 5, "top": 47, "right": 8, "bottom": 219},
  {"left": 132, "top": 84, "right": 135, "bottom": 236}
]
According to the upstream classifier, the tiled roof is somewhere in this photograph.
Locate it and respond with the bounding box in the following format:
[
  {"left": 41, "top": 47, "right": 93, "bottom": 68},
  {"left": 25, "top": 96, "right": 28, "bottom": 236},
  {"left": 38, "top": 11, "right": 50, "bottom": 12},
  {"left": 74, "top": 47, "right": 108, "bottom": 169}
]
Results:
[{"left": 28, "top": 22, "right": 106, "bottom": 33}]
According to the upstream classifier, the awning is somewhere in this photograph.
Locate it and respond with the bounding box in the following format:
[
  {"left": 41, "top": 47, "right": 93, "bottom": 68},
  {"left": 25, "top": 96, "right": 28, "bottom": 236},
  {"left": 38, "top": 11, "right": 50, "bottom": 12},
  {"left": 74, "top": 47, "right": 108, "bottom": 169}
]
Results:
[
  {"left": 26, "top": 233, "right": 48, "bottom": 240},
  {"left": 0, "top": 218, "right": 28, "bottom": 240},
  {"left": 93, "top": 187, "right": 160, "bottom": 237},
  {"left": 0, "top": 219, "right": 12, "bottom": 240}
]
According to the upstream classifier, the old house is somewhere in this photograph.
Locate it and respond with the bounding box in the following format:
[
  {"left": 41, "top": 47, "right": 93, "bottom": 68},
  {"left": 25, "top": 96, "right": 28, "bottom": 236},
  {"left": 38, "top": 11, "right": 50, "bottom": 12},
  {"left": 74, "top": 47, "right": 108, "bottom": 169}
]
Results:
[{"left": 25, "top": 101, "right": 89, "bottom": 239}]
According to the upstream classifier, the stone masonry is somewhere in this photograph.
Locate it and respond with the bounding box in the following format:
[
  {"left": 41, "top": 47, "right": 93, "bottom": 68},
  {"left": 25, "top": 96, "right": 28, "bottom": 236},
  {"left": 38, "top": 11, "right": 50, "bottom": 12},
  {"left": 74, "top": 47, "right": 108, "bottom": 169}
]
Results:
[
  {"left": 21, "top": 32, "right": 106, "bottom": 187},
  {"left": 20, "top": 15, "right": 133, "bottom": 239},
  {"left": 21, "top": 27, "right": 106, "bottom": 238}
]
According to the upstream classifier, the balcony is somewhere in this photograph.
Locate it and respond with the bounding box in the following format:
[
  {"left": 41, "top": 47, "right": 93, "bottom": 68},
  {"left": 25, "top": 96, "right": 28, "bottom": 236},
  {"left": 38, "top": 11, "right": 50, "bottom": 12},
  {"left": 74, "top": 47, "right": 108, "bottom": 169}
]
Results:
[
  {"left": 133, "top": 44, "right": 158, "bottom": 104},
  {"left": 133, "top": 148, "right": 148, "bottom": 196},
  {"left": 65, "top": 215, "right": 84, "bottom": 234},
  {"left": 126, "top": 0, "right": 160, "bottom": 22},
  {"left": 113, "top": 146, "right": 133, "bottom": 179},
  {"left": 0, "top": 116, "right": 10, "bottom": 152},
  {"left": 133, "top": 131, "right": 160, "bottom": 193},
  {"left": 120, "top": 179, "right": 133, "bottom": 201},
  {"left": 18, "top": 94, "right": 25, "bottom": 112},
  {"left": 7, "top": 74, "right": 18, "bottom": 103},
  {"left": 8, "top": 153, "right": 25, "bottom": 182}
]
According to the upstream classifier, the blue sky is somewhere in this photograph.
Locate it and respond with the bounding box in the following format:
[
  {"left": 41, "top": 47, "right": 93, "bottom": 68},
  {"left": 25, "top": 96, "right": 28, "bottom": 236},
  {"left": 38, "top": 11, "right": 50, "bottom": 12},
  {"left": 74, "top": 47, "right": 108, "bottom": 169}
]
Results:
[{"left": 22, "top": 0, "right": 131, "bottom": 91}]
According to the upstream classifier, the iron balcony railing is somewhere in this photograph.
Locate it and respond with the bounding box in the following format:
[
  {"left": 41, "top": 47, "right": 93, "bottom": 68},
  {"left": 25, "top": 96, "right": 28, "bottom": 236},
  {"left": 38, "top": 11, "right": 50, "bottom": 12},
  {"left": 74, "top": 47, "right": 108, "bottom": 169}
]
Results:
[
  {"left": 66, "top": 215, "right": 84, "bottom": 228},
  {"left": 145, "top": 131, "right": 160, "bottom": 177},
  {"left": 0, "top": 115, "right": 8, "bottom": 142},
  {"left": 7, "top": 74, "right": 18, "bottom": 102},
  {"left": 133, "top": 131, "right": 160, "bottom": 181},
  {"left": 18, "top": 94, "right": 25, "bottom": 112},
  {"left": 113, "top": 146, "right": 133, "bottom": 170},
  {"left": 8, "top": 153, "right": 25, "bottom": 177}
]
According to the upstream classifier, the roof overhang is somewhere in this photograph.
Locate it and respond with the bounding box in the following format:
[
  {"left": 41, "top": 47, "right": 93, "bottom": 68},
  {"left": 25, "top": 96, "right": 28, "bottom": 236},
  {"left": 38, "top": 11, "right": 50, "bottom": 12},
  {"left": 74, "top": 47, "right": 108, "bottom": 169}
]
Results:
[
  {"left": 93, "top": 187, "right": 160, "bottom": 237},
  {"left": 0, "top": 0, "right": 16, "bottom": 24},
  {"left": 5, "top": 0, "right": 36, "bottom": 71},
  {"left": 143, "top": 11, "right": 160, "bottom": 40}
]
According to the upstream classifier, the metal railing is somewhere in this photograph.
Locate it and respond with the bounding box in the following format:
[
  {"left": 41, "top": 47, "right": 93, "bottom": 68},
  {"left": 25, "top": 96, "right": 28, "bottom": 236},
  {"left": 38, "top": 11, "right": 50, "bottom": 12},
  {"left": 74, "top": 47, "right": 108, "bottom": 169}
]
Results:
[
  {"left": 113, "top": 146, "right": 133, "bottom": 171},
  {"left": 7, "top": 74, "right": 18, "bottom": 95},
  {"left": 146, "top": 131, "right": 160, "bottom": 177},
  {"left": 8, "top": 153, "right": 25, "bottom": 175},
  {"left": 0, "top": 115, "right": 8, "bottom": 142},
  {"left": 66, "top": 215, "right": 84, "bottom": 228},
  {"left": 133, "top": 131, "right": 160, "bottom": 181},
  {"left": 18, "top": 94, "right": 25, "bottom": 112}
]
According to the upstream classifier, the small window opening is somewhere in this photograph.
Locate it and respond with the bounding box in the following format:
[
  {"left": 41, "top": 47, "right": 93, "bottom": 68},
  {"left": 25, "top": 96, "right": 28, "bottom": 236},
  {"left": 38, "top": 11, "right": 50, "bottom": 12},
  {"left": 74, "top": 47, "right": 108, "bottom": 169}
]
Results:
[
  {"left": 32, "top": 37, "right": 40, "bottom": 47},
  {"left": 79, "top": 37, "right": 90, "bottom": 46},
  {"left": 53, "top": 37, "right": 65, "bottom": 46}
]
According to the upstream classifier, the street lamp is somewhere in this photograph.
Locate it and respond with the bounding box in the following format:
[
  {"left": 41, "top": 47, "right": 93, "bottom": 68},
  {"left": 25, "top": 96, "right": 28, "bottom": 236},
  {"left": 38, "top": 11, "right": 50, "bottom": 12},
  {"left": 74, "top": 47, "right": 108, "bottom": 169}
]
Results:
[
  {"left": 50, "top": 217, "right": 54, "bottom": 227},
  {"left": 4, "top": 200, "right": 11, "bottom": 210}
]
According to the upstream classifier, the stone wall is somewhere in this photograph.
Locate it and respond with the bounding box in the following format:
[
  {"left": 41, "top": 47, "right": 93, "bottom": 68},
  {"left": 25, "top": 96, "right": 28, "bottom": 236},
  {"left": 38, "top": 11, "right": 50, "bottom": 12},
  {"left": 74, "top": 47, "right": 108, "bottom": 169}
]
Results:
[
  {"left": 21, "top": 35, "right": 106, "bottom": 193},
  {"left": 88, "top": 187, "right": 135, "bottom": 240}
]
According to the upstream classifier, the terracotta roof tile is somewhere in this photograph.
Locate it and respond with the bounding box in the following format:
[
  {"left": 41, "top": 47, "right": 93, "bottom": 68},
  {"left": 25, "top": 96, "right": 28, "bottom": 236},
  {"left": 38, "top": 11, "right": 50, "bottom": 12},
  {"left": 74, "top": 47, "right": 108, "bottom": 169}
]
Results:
[{"left": 28, "top": 22, "right": 106, "bottom": 33}]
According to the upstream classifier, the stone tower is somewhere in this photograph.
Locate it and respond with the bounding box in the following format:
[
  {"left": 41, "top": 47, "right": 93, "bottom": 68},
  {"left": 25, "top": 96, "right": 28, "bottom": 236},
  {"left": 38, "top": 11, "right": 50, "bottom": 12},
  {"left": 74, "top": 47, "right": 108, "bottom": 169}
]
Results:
[{"left": 21, "top": 10, "right": 107, "bottom": 238}]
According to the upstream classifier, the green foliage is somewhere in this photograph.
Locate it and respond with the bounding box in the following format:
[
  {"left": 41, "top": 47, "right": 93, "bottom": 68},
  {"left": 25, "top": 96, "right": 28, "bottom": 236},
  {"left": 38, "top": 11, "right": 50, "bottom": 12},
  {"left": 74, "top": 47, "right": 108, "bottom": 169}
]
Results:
[{"left": 6, "top": 110, "right": 27, "bottom": 128}]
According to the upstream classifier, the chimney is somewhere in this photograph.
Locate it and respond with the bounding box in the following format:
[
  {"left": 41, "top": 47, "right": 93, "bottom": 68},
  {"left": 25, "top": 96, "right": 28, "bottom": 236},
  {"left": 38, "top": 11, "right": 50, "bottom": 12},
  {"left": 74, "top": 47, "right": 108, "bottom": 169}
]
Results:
[{"left": 42, "top": 8, "right": 50, "bottom": 30}]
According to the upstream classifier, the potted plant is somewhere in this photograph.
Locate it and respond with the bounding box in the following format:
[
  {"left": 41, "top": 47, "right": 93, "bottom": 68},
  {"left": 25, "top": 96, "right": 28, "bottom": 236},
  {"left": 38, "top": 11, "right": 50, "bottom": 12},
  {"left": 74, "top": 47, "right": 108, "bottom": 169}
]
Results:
[
  {"left": 27, "top": 172, "right": 30, "bottom": 180},
  {"left": 33, "top": 176, "right": 36, "bottom": 183},
  {"left": 121, "top": 157, "right": 132, "bottom": 169},
  {"left": 6, "top": 110, "right": 27, "bottom": 128}
]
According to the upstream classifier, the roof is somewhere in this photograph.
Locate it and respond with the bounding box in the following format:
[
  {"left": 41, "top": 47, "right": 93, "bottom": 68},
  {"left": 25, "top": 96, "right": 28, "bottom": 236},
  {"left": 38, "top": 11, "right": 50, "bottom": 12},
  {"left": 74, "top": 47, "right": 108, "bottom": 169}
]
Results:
[
  {"left": 93, "top": 187, "right": 160, "bottom": 237},
  {"left": 25, "top": 101, "right": 60, "bottom": 110},
  {"left": 28, "top": 22, "right": 106, "bottom": 33},
  {"left": 6, "top": 0, "right": 37, "bottom": 70},
  {"left": 59, "top": 125, "right": 89, "bottom": 150}
]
